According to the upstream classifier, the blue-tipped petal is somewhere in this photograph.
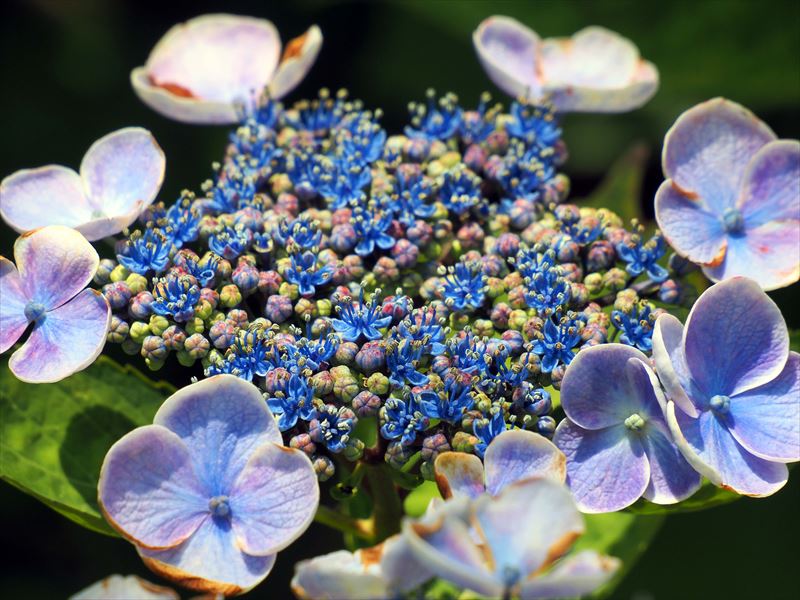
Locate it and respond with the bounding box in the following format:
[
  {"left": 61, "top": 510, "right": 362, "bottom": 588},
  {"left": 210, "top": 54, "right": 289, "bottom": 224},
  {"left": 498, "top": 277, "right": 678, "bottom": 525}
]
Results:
[
  {"left": 0, "top": 257, "right": 29, "bottom": 353},
  {"left": 554, "top": 419, "right": 649, "bottom": 513},
  {"left": 13, "top": 225, "right": 99, "bottom": 311},
  {"left": 98, "top": 425, "right": 208, "bottom": 549},
  {"left": 0, "top": 166, "right": 93, "bottom": 233},
  {"left": 154, "top": 375, "right": 282, "bottom": 494},
  {"left": 9, "top": 288, "right": 110, "bottom": 383},
  {"left": 666, "top": 402, "right": 788, "bottom": 496},
  {"left": 662, "top": 98, "right": 775, "bottom": 214},
  {"left": 472, "top": 479, "right": 584, "bottom": 583},
  {"left": 727, "top": 352, "right": 800, "bottom": 462},
  {"left": 654, "top": 179, "right": 727, "bottom": 266},
  {"left": 518, "top": 551, "right": 620, "bottom": 600},
  {"left": 484, "top": 429, "right": 566, "bottom": 497},
  {"left": 433, "top": 452, "right": 485, "bottom": 500},
  {"left": 229, "top": 443, "right": 318, "bottom": 556},
  {"left": 683, "top": 278, "right": 789, "bottom": 397},
  {"left": 640, "top": 420, "right": 702, "bottom": 504},
  {"left": 559, "top": 344, "right": 649, "bottom": 430},
  {"left": 139, "top": 517, "right": 276, "bottom": 596}
]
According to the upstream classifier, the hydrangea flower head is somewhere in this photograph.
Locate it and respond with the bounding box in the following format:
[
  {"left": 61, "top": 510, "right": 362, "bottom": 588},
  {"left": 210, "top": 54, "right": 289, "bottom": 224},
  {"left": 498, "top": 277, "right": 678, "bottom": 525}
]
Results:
[
  {"left": 0, "top": 128, "right": 164, "bottom": 240},
  {"left": 434, "top": 428, "right": 566, "bottom": 499},
  {"left": 653, "top": 277, "right": 800, "bottom": 496},
  {"left": 473, "top": 16, "right": 658, "bottom": 112},
  {"left": 655, "top": 98, "right": 800, "bottom": 290},
  {"left": 0, "top": 226, "right": 111, "bottom": 383},
  {"left": 403, "top": 478, "right": 620, "bottom": 599},
  {"left": 554, "top": 343, "right": 701, "bottom": 512},
  {"left": 98, "top": 375, "right": 319, "bottom": 595},
  {"left": 131, "top": 14, "right": 322, "bottom": 124}
]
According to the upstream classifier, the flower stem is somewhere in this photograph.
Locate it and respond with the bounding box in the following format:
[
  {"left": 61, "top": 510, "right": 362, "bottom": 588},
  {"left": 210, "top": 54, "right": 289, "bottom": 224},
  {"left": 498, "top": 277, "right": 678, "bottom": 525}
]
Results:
[
  {"left": 314, "top": 504, "right": 373, "bottom": 540},
  {"left": 364, "top": 464, "right": 403, "bottom": 542}
]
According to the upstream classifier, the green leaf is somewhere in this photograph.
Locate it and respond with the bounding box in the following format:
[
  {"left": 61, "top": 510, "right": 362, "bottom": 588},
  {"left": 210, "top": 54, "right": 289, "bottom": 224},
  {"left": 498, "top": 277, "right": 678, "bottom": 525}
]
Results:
[
  {"left": 625, "top": 480, "right": 740, "bottom": 515},
  {"left": 578, "top": 143, "right": 650, "bottom": 224},
  {"left": 403, "top": 480, "right": 442, "bottom": 517},
  {"left": 573, "top": 511, "right": 665, "bottom": 599},
  {"left": 0, "top": 355, "right": 174, "bottom": 536},
  {"left": 790, "top": 328, "right": 800, "bottom": 353}
]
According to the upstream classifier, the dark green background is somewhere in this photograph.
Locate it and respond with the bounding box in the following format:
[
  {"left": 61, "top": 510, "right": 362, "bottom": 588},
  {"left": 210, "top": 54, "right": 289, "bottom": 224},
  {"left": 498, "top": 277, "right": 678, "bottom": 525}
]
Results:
[{"left": 1, "top": 0, "right": 798, "bottom": 598}]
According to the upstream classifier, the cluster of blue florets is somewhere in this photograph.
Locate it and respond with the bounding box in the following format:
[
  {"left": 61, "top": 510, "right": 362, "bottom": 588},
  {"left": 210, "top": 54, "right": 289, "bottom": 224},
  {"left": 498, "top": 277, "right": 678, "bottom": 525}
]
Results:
[{"left": 96, "top": 88, "right": 696, "bottom": 481}]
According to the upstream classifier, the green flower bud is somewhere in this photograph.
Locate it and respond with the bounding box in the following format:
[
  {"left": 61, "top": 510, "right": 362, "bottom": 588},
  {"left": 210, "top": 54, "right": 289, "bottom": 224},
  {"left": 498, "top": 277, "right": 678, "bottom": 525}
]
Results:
[
  {"left": 473, "top": 319, "right": 494, "bottom": 338},
  {"left": 365, "top": 372, "right": 390, "bottom": 396},
  {"left": 195, "top": 299, "right": 214, "bottom": 321},
  {"left": 129, "top": 321, "right": 151, "bottom": 344},
  {"left": 508, "top": 309, "right": 528, "bottom": 331},
  {"left": 342, "top": 439, "right": 365, "bottom": 462},
  {"left": 603, "top": 268, "right": 628, "bottom": 293},
  {"left": 185, "top": 317, "right": 205, "bottom": 335},
  {"left": 316, "top": 299, "right": 332, "bottom": 317},
  {"left": 110, "top": 265, "right": 130, "bottom": 283},
  {"left": 294, "top": 297, "right": 316, "bottom": 320},
  {"left": 584, "top": 272, "right": 604, "bottom": 295},
  {"left": 148, "top": 315, "right": 170, "bottom": 336},
  {"left": 278, "top": 282, "right": 299, "bottom": 300},
  {"left": 145, "top": 357, "right": 165, "bottom": 371},
  {"left": 125, "top": 273, "right": 148, "bottom": 295},
  {"left": 452, "top": 431, "right": 479, "bottom": 454},
  {"left": 220, "top": 284, "right": 243, "bottom": 309}
]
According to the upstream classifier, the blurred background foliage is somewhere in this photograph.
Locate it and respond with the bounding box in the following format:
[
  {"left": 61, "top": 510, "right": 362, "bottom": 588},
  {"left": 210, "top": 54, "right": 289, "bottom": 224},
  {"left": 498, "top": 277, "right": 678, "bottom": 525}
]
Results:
[{"left": 1, "top": 0, "right": 798, "bottom": 598}]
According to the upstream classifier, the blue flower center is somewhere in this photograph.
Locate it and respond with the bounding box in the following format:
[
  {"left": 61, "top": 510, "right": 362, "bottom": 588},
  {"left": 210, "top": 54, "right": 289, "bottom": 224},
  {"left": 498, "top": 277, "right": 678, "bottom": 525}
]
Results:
[
  {"left": 501, "top": 565, "right": 521, "bottom": 589},
  {"left": 722, "top": 208, "right": 745, "bottom": 235},
  {"left": 709, "top": 395, "right": 731, "bottom": 414},
  {"left": 624, "top": 413, "right": 646, "bottom": 431},
  {"left": 24, "top": 302, "right": 47, "bottom": 323},
  {"left": 208, "top": 495, "right": 231, "bottom": 518}
]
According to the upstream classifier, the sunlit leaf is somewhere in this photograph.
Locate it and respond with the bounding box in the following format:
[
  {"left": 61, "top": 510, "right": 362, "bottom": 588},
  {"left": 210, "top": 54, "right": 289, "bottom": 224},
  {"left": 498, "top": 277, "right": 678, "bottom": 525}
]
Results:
[{"left": 0, "top": 355, "right": 173, "bottom": 536}]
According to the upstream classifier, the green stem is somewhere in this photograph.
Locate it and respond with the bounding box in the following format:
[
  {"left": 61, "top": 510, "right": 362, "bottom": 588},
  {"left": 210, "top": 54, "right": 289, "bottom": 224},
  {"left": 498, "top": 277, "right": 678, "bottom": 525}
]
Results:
[
  {"left": 400, "top": 450, "right": 423, "bottom": 473},
  {"left": 364, "top": 464, "right": 403, "bottom": 542},
  {"left": 314, "top": 504, "right": 372, "bottom": 540}
]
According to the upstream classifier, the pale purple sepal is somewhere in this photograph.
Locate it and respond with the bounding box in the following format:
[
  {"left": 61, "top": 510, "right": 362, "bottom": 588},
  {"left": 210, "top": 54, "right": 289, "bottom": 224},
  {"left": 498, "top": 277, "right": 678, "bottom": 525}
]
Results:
[
  {"left": 98, "top": 425, "right": 208, "bottom": 549},
  {"left": 683, "top": 278, "right": 788, "bottom": 397},
  {"left": 556, "top": 344, "right": 701, "bottom": 511},
  {"left": 269, "top": 26, "right": 323, "bottom": 100},
  {"left": 472, "top": 18, "right": 658, "bottom": 113},
  {"left": 518, "top": 551, "right": 620, "bottom": 600},
  {"left": 70, "top": 574, "right": 179, "bottom": 600},
  {"left": 139, "top": 519, "right": 277, "bottom": 595},
  {"left": 657, "top": 278, "right": 798, "bottom": 496},
  {"left": 0, "top": 129, "right": 164, "bottom": 240},
  {"left": 8, "top": 288, "right": 111, "bottom": 384},
  {"left": 132, "top": 14, "right": 322, "bottom": 124},
  {"left": 230, "top": 443, "right": 319, "bottom": 556},
  {"left": 153, "top": 374, "right": 282, "bottom": 493},
  {"left": 655, "top": 98, "right": 799, "bottom": 290},
  {"left": 554, "top": 419, "right": 649, "bottom": 513},
  {"left": 0, "top": 257, "right": 28, "bottom": 353},
  {"left": 434, "top": 429, "right": 565, "bottom": 500}
]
